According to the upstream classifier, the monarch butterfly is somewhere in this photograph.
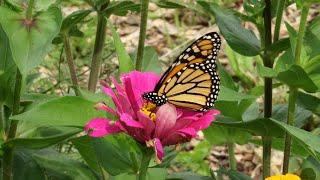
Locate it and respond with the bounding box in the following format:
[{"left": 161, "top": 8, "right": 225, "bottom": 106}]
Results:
[{"left": 143, "top": 32, "right": 221, "bottom": 112}]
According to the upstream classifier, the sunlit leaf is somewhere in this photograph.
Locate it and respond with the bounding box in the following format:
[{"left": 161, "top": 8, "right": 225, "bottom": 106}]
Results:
[
  {"left": 0, "top": 6, "right": 62, "bottom": 75},
  {"left": 198, "top": 1, "right": 261, "bottom": 56}
]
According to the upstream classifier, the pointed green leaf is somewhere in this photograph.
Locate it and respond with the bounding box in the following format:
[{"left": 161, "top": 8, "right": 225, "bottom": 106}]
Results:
[
  {"left": 109, "top": 22, "right": 134, "bottom": 73},
  {"left": 277, "top": 64, "right": 318, "bottom": 92},
  {"left": 197, "top": 1, "right": 261, "bottom": 56},
  {"left": 0, "top": 6, "right": 62, "bottom": 75}
]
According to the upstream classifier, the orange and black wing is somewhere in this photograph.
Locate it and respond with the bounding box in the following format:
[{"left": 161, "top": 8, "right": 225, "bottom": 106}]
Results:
[{"left": 143, "top": 32, "right": 221, "bottom": 111}]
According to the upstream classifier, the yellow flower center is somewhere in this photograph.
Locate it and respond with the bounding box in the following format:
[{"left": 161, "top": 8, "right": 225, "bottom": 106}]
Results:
[
  {"left": 140, "top": 102, "right": 157, "bottom": 121},
  {"left": 265, "top": 174, "right": 301, "bottom": 180}
]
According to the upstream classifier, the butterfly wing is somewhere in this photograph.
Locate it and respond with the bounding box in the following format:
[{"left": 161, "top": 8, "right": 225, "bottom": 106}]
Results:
[{"left": 144, "top": 32, "right": 221, "bottom": 111}]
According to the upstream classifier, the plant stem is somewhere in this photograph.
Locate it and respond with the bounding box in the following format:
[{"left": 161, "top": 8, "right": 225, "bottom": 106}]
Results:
[
  {"left": 135, "top": 0, "right": 150, "bottom": 71},
  {"left": 63, "top": 35, "right": 80, "bottom": 96},
  {"left": 262, "top": 0, "right": 273, "bottom": 178},
  {"left": 294, "top": 6, "right": 309, "bottom": 65},
  {"left": 282, "top": 5, "right": 309, "bottom": 174},
  {"left": 273, "top": 0, "right": 286, "bottom": 42},
  {"left": 3, "top": 70, "right": 22, "bottom": 180},
  {"left": 137, "top": 148, "right": 153, "bottom": 180},
  {"left": 88, "top": 13, "right": 106, "bottom": 92},
  {"left": 0, "top": 103, "right": 4, "bottom": 137},
  {"left": 227, "top": 143, "right": 236, "bottom": 170},
  {"left": 26, "top": 0, "right": 35, "bottom": 20},
  {"left": 282, "top": 88, "right": 297, "bottom": 173}
]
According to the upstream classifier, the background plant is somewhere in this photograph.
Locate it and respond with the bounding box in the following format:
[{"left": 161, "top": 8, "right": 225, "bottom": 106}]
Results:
[{"left": 0, "top": 0, "right": 319, "bottom": 179}]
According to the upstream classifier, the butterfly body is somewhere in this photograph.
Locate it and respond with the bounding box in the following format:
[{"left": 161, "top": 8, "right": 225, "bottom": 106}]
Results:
[{"left": 143, "top": 32, "right": 221, "bottom": 112}]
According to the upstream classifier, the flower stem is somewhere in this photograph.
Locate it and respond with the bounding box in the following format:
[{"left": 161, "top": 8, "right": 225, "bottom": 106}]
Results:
[
  {"left": 262, "top": 0, "right": 273, "bottom": 178},
  {"left": 273, "top": 0, "right": 286, "bottom": 42},
  {"left": 282, "top": 87, "right": 297, "bottom": 173},
  {"left": 0, "top": 103, "right": 4, "bottom": 137},
  {"left": 227, "top": 142, "right": 236, "bottom": 170},
  {"left": 3, "top": 69, "right": 22, "bottom": 180},
  {"left": 135, "top": 0, "right": 150, "bottom": 71},
  {"left": 137, "top": 148, "right": 153, "bottom": 180},
  {"left": 88, "top": 13, "right": 107, "bottom": 92},
  {"left": 63, "top": 34, "right": 80, "bottom": 96},
  {"left": 26, "top": 0, "right": 35, "bottom": 20},
  {"left": 282, "top": 5, "right": 309, "bottom": 174}
]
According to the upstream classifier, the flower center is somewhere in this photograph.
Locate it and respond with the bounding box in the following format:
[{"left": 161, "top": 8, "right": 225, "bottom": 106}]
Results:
[{"left": 140, "top": 102, "right": 157, "bottom": 121}]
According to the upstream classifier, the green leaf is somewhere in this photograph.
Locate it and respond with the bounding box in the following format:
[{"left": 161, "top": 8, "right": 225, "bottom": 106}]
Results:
[
  {"left": 109, "top": 22, "right": 134, "bottom": 74},
  {"left": 256, "top": 62, "right": 277, "bottom": 78},
  {"left": 11, "top": 96, "right": 104, "bottom": 128},
  {"left": 270, "top": 119, "right": 320, "bottom": 161},
  {"left": 132, "top": 46, "right": 162, "bottom": 73},
  {"left": 277, "top": 64, "right": 318, "bottom": 92},
  {"left": 272, "top": 104, "right": 312, "bottom": 128},
  {"left": 300, "top": 168, "right": 317, "bottom": 180},
  {"left": 197, "top": 1, "right": 261, "bottom": 56},
  {"left": 297, "top": 91, "right": 320, "bottom": 116},
  {"left": 74, "top": 134, "right": 142, "bottom": 176},
  {"left": 32, "top": 149, "right": 98, "bottom": 179},
  {"left": 0, "top": 6, "right": 62, "bottom": 75},
  {"left": 250, "top": 137, "right": 309, "bottom": 157},
  {"left": 274, "top": 48, "right": 295, "bottom": 73},
  {"left": 4, "top": 127, "right": 80, "bottom": 149},
  {"left": 218, "top": 63, "right": 237, "bottom": 91},
  {"left": 243, "top": 0, "right": 265, "bottom": 17},
  {"left": 166, "top": 172, "right": 212, "bottom": 180},
  {"left": 13, "top": 150, "right": 46, "bottom": 180},
  {"left": 214, "top": 117, "right": 284, "bottom": 137},
  {"left": 217, "top": 86, "right": 256, "bottom": 101},
  {"left": 285, "top": 22, "right": 309, "bottom": 64},
  {"left": 304, "top": 16, "right": 320, "bottom": 59},
  {"left": 61, "top": 9, "right": 92, "bottom": 33},
  {"left": 303, "top": 55, "right": 320, "bottom": 89},
  {"left": 0, "top": 26, "right": 16, "bottom": 106},
  {"left": 204, "top": 125, "right": 251, "bottom": 145},
  {"left": 267, "top": 37, "right": 290, "bottom": 58},
  {"left": 215, "top": 168, "right": 252, "bottom": 180},
  {"left": 104, "top": 1, "right": 140, "bottom": 17},
  {"left": 302, "top": 156, "right": 320, "bottom": 180},
  {"left": 154, "top": 0, "right": 186, "bottom": 8},
  {"left": 6, "top": 0, "right": 58, "bottom": 11},
  {"left": 111, "top": 168, "right": 167, "bottom": 180}
]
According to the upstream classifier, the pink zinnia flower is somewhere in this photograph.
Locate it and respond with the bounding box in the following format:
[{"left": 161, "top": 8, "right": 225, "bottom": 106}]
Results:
[{"left": 84, "top": 71, "right": 220, "bottom": 163}]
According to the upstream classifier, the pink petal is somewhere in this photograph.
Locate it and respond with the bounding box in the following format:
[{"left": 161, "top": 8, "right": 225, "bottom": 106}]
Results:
[
  {"left": 162, "top": 127, "right": 197, "bottom": 146},
  {"left": 137, "top": 111, "right": 155, "bottom": 139},
  {"left": 121, "top": 71, "right": 160, "bottom": 110},
  {"left": 190, "top": 109, "right": 220, "bottom": 131},
  {"left": 155, "top": 104, "right": 177, "bottom": 138},
  {"left": 94, "top": 102, "right": 117, "bottom": 116},
  {"left": 84, "top": 118, "right": 121, "bottom": 137},
  {"left": 120, "top": 113, "right": 144, "bottom": 128},
  {"left": 153, "top": 138, "right": 164, "bottom": 163},
  {"left": 178, "top": 127, "right": 197, "bottom": 137},
  {"left": 102, "top": 86, "right": 135, "bottom": 117}
]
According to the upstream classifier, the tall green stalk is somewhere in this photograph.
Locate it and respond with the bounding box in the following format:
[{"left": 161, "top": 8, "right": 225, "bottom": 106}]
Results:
[
  {"left": 0, "top": 103, "right": 4, "bottom": 136},
  {"left": 262, "top": 0, "right": 273, "bottom": 178},
  {"left": 63, "top": 34, "right": 80, "bottom": 96},
  {"left": 88, "top": 13, "right": 107, "bottom": 92},
  {"left": 282, "top": 5, "right": 310, "bottom": 174},
  {"left": 136, "top": 148, "right": 153, "bottom": 180},
  {"left": 2, "top": 1, "right": 34, "bottom": 178},
  {"left": 273, "top": 0, "right": 286, "bottom": 42},
  {"left": 135, "top": 0, "right": 150, "bottom": 71},
  {"left": 227, "top": 142, "right": 236, "bottom": 170},
  {"left": 2, "top": 70, "right": 22, "bottom": 180}
]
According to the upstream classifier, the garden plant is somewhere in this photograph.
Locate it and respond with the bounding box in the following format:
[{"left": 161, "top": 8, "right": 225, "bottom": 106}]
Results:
[{"left": 0, "top": 0, "right": 319, "bottom": 180}]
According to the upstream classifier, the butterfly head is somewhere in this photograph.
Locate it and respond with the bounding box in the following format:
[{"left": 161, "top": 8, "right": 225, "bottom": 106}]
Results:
[{"left": 142, "top": 92, "right": 167, "bottom": 107}]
